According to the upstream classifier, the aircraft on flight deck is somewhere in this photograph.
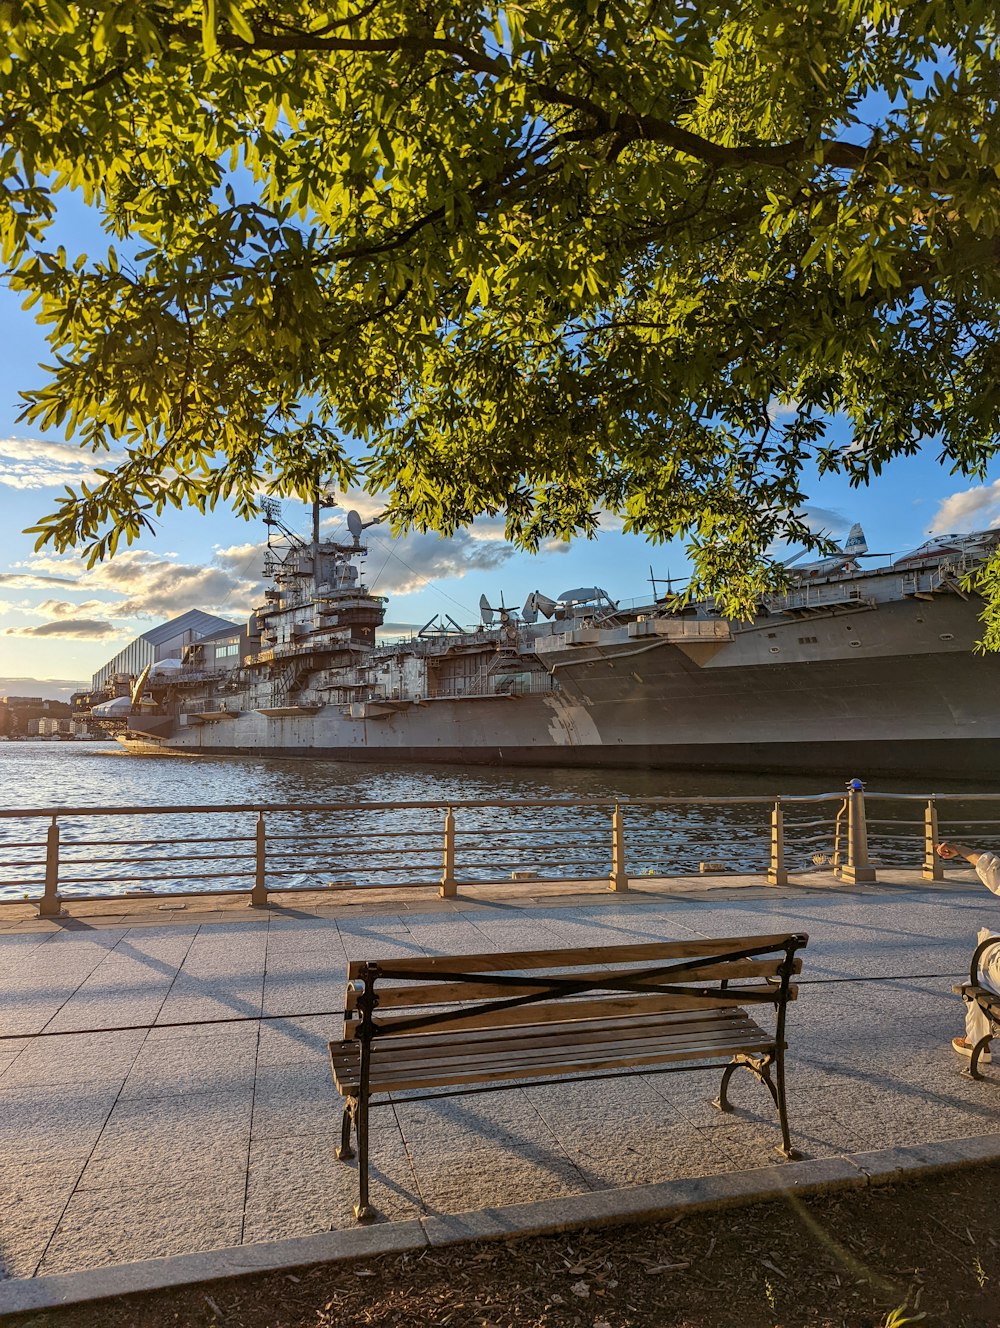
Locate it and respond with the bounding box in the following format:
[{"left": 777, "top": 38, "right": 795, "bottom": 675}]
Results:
[{"left": 784, "top": 523, "right": 870, "bottom": 580}]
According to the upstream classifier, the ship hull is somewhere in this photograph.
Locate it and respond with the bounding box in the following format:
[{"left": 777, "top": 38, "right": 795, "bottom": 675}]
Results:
[
  {"left": 116, "top": 733, "right": 998, "bottom": 779},
  {"left": 117, "top": 565, "right": 1000, "bottom": 780}
]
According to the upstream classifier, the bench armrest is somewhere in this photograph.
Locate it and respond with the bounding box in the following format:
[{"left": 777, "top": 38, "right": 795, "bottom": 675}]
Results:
[
  {"left": 953, "top": 982, "right": 1000, "bottom": 1010},
  {"left": 970, "top": 936, "right": 1000, "bottom": 987}
]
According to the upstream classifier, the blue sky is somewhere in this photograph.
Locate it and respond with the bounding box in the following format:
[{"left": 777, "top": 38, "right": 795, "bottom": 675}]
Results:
[{"left": 3, "top": 266, "right": 1000, "bottom": 698}]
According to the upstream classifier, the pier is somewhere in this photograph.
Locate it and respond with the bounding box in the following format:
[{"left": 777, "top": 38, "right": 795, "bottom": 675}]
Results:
[
  {"left": 2, "top": 865, "right": 999, "bottom": 1304},
  {"left": 0, "top": 788, "right": 998, "bottom": 1310}
]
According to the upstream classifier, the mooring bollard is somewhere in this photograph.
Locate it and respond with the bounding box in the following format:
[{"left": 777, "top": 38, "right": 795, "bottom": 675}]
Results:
[
  {"left": 609, "top": 805, "right": 629, "bottom": 892},
  {"left": 250, "top": 812, "right": 269, "bottom": 907},
  {"left": 839, "top": 779, "right": 876, "bottom": 883},
  {"left": 922, "top": 798, "right": 944, "bottom": 881},
  {"left": 768, "top": 800, "right": 787, "bottom": 886},
  {"left": 440, "top": 807, "right": 457, "bottom": 898},
  {"left": 38, "top": 817, "right": 62, "bottom": 918}
]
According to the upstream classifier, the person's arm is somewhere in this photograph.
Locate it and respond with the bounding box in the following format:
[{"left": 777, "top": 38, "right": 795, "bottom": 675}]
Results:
[
  {"left": 937, "top": 841, "right": 1000, "bottom": 896},
  {"left": 936, "top": 841, "right": 981, "bottom": 865}
]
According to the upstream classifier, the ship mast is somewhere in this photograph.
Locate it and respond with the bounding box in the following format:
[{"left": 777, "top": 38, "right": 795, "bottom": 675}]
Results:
[{"left": 312, "top": 487, "right": 339, "bottom": 547}]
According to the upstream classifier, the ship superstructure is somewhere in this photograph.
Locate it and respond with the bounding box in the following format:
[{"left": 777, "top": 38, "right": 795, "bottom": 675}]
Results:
[{"left": 110, "top": 513, "right": 1000, "bottom": 778}]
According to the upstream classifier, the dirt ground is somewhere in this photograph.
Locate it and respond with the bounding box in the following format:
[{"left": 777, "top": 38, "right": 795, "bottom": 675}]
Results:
[{"left": 6, "top": 1163, "right": 1000, "bottom": 1328}]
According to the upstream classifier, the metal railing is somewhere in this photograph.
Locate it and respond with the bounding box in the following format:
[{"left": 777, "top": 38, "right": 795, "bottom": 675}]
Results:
[{"left": 1, "top": 784, "right": 999, "bottom": 917}]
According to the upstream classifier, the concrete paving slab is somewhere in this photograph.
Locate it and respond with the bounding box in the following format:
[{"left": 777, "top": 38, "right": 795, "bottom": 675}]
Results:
[
  {"left": 244, "top": 1130, "right": 421, "bottom": 1238},
  {"left": 0, "top": 1157, "right": 87, "bottom": 1278},
  {"left": 74, "top": 1145, "right": 249, "bottom": 1195},
  {"left": 153, "top": 979, "right": 264, "bottom": 1025},
  {"left": 249, "top": 1067, "right": 342, "bottom": 1140},
  {"left": 260, "top": 974, "right": 344, "bottom": 1018},
  {"left": 85, "top": 1100, "right": 252, "bottom": 1184},
  {"left": 120, "top": 1053, "right": 258, "bottom": 1103},
  {"left": 415, "top": 1141, "right": 587, "bottom": 1215},
  {"left": 0, "top": 1029, "right": 145, "bottom": 1088},
  {"left": 0, "top": 1081, "right": 119, "bottom": 1165},
  {"left": 255, "top": 1015, "right": 338, "bottom": 1066},
  {"left": 521, "top": 1078, "right": 731, "bottom": 1190},
  {"left": 37, "top": 1189, "right": 244, "bottom": 1276}
]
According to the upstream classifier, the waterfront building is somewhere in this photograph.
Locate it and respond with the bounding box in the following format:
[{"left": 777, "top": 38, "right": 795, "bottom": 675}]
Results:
[{"left": 90, "top": 610, "right": 241, "bottom": 694}]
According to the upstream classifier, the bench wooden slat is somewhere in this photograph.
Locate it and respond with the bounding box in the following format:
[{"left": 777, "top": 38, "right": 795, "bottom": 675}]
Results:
[
  {"left": 350, "top": 936, "right": 806, "bottom": 982},
  {"left": 343, "top": 1007, "right": 752, "bottom": 1058},
  {"left": 346, "top": 934, "right": 804, "bottom": 980},
  {"left": 338, "top": 1011, "right": 762, "bottom": 1078},
  {"left": 341, "top": 984, "right": 797, "bottom": 1039},
  {"left": 338, "top": 1020, "right": 768, "bottom": 1081},
  {"left": 345, "top": 957, "right": 801, "bottom": 1011},
  {"left": 332, "top": 1030, "right": 776, "bottom": 1095}
]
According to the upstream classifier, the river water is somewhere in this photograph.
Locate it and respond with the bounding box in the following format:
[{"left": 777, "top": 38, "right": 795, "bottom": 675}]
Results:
[{"left": 0, "top": 741, "right": 994, "bottom": 901}]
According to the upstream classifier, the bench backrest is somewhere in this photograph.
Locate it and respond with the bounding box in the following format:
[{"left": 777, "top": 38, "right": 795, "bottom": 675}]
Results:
[{"left": 342, "top": 933, "right": 807, "bottom": 1042}]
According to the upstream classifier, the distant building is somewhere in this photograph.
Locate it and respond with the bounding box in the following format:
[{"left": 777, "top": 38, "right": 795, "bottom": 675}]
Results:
[
  {"left": 91, "top": 610, "right": 241, "bottom": 693},
  {"left": 36, "top": 717, "right": 72, "bottom": 736},
  {"left": 186, "top": 622, "right": 250, "bottom": 671}
]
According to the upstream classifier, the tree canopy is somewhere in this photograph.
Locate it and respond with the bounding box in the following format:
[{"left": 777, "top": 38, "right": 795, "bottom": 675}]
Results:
[{"left": 2, "top": 1, "right": 1000, "bottom": 618}]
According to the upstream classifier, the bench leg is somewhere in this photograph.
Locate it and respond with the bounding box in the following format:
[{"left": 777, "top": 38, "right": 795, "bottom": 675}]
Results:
[
  {"left": 336, "top": 1100, "right": 355, "bottom": 1161},
  {"left": 353, "top": 1089, "right": 375, "bottom": 1222},
  {"left": 966, "top": 1034, "right": 993, "bottom": 1081},
  {"left": 355, "top": 1067, "right": 377, "bottom": 1221},
  {"left": 713, "top": 1054, "right": 800, "bottom": 1159},
  {"left": 771, "top": 1049, "right": 798, "bottom": 1160},
  {"left": 713, "top": 1059, "right": 741, "bottom": 1114}
]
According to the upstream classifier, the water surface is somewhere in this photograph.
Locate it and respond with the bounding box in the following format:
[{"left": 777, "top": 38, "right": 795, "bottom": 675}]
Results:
[{"left": 0, "top": 742, "right": 993, "bottom": 900}]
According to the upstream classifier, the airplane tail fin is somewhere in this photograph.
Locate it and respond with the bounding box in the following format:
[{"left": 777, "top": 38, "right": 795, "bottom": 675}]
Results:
[{"left": 843, "top": 523, "right": 867, "bottom": 556}]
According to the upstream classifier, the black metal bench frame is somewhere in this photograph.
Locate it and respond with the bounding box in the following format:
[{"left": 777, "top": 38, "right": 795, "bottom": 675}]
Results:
[
  {"left": 330, "top": 933, "right": 808, "bottom": 1220},
  {"left": 953, "top": 935, "right": 1000, "bottom": 1079}
]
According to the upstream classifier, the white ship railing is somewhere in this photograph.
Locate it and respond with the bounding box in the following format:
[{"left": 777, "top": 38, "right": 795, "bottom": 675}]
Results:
[{"left": 1, "top": 787, "right": 998, "bottom": 916}]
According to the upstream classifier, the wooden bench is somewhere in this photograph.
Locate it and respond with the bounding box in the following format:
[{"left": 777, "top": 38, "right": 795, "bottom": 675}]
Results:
[
  {"left": 953, "top": 935, "right": 1000, "bottom": 1078},
  {"left": 329, "top": 932, "right": 808, "bottom": 1220}
]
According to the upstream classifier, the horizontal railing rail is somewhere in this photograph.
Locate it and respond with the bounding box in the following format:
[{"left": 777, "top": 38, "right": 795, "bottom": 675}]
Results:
[{"left": 1, "top": 784, "right": 998, "bottom": 916}]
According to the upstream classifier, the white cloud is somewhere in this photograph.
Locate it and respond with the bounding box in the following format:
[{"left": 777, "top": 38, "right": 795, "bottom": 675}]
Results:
[
  {"left": 4, "top": 618, "right": 122, "bottom": 639},
  {"left": 31, "top": 598, "right": 120, "bottom": 621},
  {"left": 766, "top": 397, "right": 801, "bottom": 422},
  {"left": 929, "top": 481, "right": 1000, "bottom": 534},
  {"left": 0, "top": 570, "right": 79, "bottom": 588},
  {"left": 364, "top": 529, "right": 518, "bottom": 595},
  {"left": 798, "top": 506, "right": 849, "bottom": 537},
  {"left": 0, "top": 437, "right": 125, "bottom": 490},
  {"left": 311, "top": 490, "right": 527, "bottom": 596},
  {"left": 6, "top": 548, "right": 261, "bottom": 626},
  {"left": 86, "top": 551, "right": 257, "bottom": 619}
]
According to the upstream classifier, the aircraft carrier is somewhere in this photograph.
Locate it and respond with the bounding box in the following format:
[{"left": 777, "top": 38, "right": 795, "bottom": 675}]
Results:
[{"left": 103, "top": 508, "right": 1000, "bottom": 778}]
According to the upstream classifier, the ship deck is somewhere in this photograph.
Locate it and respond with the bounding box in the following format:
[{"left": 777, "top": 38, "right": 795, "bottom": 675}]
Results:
[{"left": 1, "top": 868, "right": 997, "bottom": 1302}]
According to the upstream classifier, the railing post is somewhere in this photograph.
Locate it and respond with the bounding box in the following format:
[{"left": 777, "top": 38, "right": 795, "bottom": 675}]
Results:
[
  {"left": 609, "top": 804, "right": 629, "bottom": 892},
  {"left": 439, "top": 807, "right": 457, "bottom": 898},
  {"left": 923, "top": 798, "right": 944, "bottom": 881},
  {"left": 767, "top": 800, "right": 787, "bottom": 886},
  {"left": 250, "top": 812, "right": 269, "bottom": 907},
  {"left": 840, "top": 779, "right": 876, "bottom": 883},
  {"left": 39, "top": 817, "right": 62, "bottom": 918}
]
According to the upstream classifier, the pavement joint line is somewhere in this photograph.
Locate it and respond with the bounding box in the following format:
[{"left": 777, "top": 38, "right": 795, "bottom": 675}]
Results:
[{"left": 2, "top": 1134, "right": 999, "bottom": 1318}]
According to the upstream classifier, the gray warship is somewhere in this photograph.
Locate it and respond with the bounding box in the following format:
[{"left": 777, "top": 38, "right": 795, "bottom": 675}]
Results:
[{"left": 108, "top": 504, "right": 1000, "bottom": 777}]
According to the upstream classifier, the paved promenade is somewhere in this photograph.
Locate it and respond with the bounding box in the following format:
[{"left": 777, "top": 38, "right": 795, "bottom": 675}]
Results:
[{"left": 1, "top": 870, "right": 997, "bottom": 1283}]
